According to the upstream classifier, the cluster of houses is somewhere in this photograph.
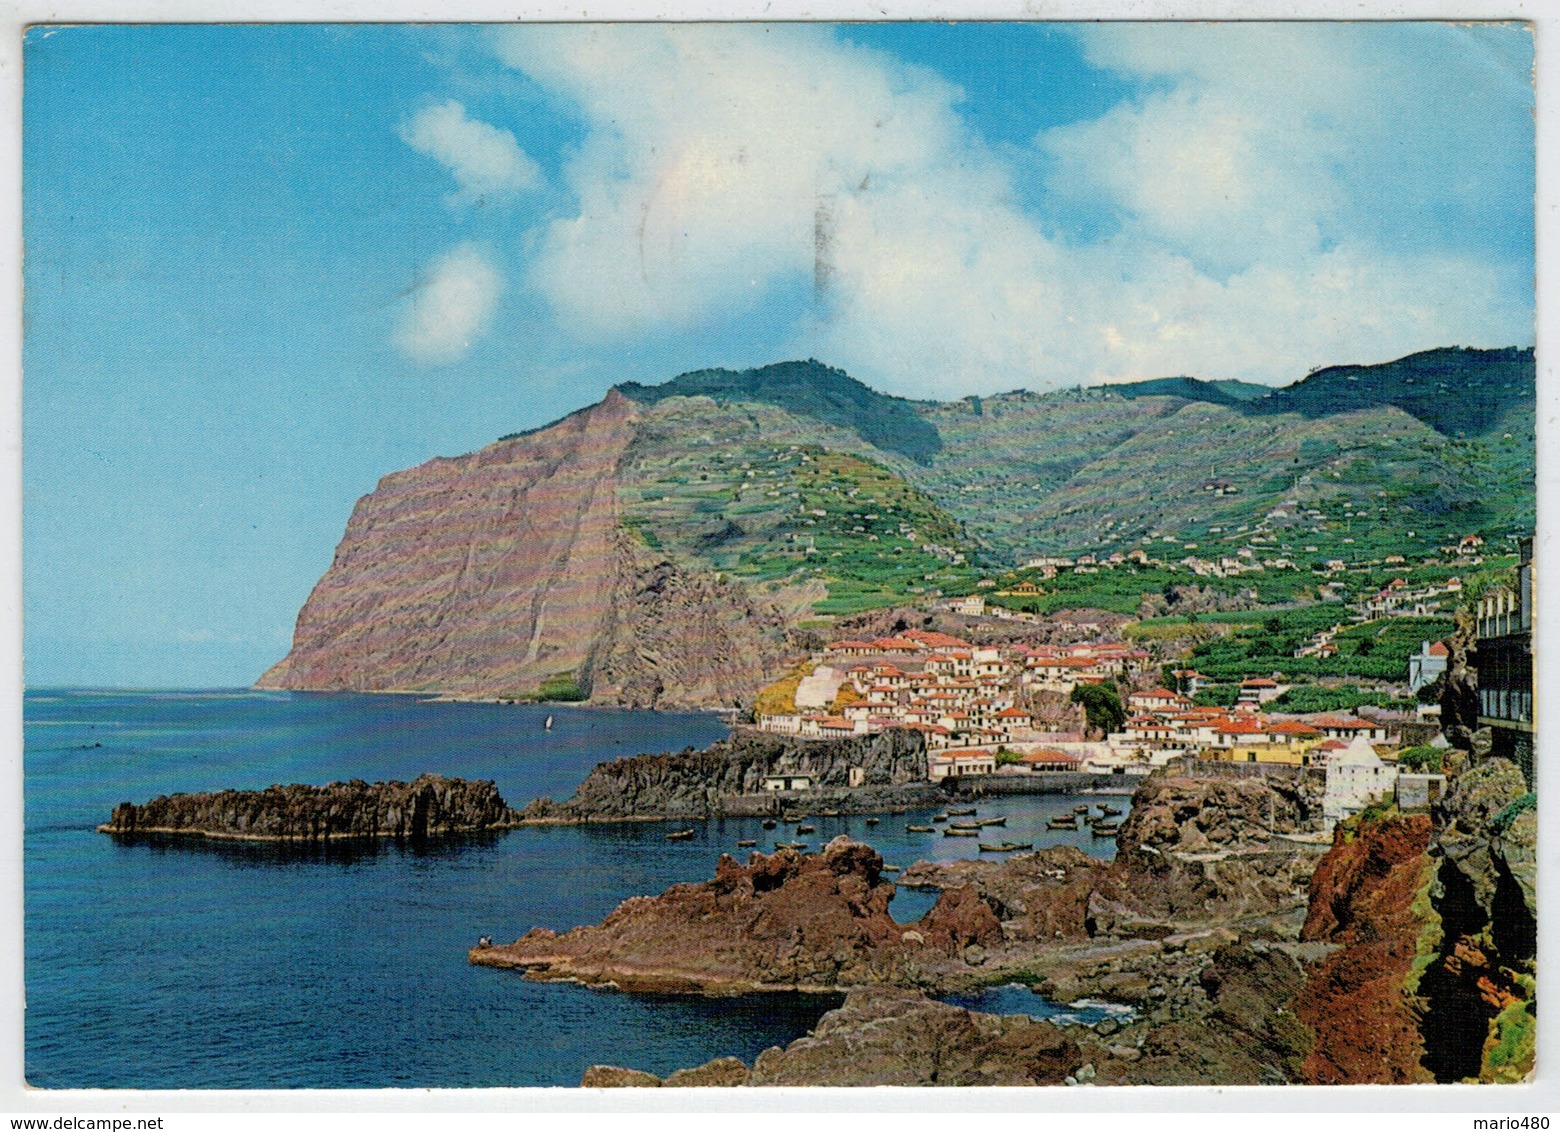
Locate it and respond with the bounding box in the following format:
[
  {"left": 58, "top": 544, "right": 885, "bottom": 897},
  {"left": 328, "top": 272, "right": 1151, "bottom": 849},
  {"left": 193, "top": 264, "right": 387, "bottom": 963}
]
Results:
[
  {"left": 751, "top": 630, "right": 1431, "bottom": 825},
  {"left": 1355, "top": 574, "right": 1462, "bottom": 622},
  {"left": 754, "top": 633, "right": 1155, "bottom": 759}
]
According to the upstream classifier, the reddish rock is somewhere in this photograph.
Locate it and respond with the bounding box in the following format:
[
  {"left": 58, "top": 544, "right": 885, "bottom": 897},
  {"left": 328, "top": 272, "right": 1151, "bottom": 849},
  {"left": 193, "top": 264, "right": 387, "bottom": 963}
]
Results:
[
  {"left": 258, "top": 391, "right": 789, "bottom": 708},
  {"left": 1292, "top": 814, "right": 1436, "bottom": 1085},
  {"left": 472, "top": 837, "right": 971, "bottom": 992}
]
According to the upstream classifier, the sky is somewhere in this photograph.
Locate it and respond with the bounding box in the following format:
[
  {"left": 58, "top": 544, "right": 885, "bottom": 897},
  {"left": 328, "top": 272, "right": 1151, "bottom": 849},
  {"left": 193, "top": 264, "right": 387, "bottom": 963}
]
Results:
[{"left": 21, "top": 21, "right": 1536, "bottom": 687}]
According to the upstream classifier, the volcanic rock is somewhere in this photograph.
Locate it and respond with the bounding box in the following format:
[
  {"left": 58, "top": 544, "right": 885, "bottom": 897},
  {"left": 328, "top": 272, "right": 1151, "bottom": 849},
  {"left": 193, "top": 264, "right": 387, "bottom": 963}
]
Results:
[
  {"left": 97, "top": 775, "right": 520, "bottom": 842},
  {"left": 523, "top": 728, "right": 934, "bottom": 823},
  {"left": 472, "top": 837, "right": 982, "bottom": 992}
]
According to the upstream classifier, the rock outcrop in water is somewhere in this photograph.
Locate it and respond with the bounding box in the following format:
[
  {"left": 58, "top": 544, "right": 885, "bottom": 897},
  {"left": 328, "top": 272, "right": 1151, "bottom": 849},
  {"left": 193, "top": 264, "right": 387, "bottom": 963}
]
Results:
[
  {"left": 98, "top": 775, "right": 521, "bottom": 842},
  {"left": 521, "top": 729, "right": 935, "bottom": 822},
  {"left": 472, "top": 837, "right": 1000, "bottom": 993}
]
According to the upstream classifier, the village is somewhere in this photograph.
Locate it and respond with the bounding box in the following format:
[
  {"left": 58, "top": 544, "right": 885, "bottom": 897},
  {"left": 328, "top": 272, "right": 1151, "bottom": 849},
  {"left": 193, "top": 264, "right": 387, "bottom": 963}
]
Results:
[{"left": 752, "top": 622, "right": 1454, "bottom": 831}]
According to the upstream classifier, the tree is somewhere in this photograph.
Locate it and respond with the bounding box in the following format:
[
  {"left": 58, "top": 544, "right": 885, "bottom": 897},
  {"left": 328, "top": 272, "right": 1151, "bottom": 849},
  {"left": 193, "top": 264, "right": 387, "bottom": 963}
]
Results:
[{"left": 1070, "top": 681, "right": 1126, "bottom": 737}]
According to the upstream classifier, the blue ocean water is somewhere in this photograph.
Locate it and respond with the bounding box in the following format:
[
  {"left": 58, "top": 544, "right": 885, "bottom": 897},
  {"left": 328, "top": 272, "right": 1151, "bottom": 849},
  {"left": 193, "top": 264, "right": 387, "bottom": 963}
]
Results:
[{"left": 24, "top": 689, "right": 1128, "bottom": 1088}]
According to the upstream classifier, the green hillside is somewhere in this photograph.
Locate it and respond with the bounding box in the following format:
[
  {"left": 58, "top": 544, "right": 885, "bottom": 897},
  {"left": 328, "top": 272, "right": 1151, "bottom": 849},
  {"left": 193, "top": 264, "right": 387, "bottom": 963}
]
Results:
[
  {"left": 616, "top": 358, "right": 942, "bottom": 465},
  {"left": 588, "top": 345, "right": 1533, "bottom": 600},
  {"left": 1245, "top": 346, "right": 1534, "bottom": 437}
]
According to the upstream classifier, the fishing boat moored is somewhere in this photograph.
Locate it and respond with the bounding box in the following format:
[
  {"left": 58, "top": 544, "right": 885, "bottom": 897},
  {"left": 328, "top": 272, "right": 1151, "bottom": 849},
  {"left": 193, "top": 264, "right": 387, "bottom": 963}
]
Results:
[
  {"left": 666, "top": 829, "right": 694, "bottom": 841},
  {"left": 978, "top": 841, "right": 1034, "bottom": 853}
]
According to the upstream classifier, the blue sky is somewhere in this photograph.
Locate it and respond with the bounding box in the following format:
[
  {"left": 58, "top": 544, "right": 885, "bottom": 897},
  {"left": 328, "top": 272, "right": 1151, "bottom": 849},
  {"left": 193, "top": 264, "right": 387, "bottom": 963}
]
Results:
[{"left": 23, "top": 22, "right": 1534, "bottom": 687}]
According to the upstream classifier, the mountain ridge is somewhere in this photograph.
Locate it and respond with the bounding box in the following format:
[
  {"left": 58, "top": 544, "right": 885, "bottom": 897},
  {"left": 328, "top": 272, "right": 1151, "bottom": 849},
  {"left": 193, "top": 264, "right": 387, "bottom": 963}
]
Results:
[{"left": 259, "top": 344, "right": 1535, "bottom": 705}]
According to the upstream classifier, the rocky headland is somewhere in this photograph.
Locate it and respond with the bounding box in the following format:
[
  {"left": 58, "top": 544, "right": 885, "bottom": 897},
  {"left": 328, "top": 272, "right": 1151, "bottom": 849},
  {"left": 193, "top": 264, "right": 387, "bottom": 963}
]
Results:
[
  {"left": 471, "top": 837, "right": 1000, "bottom": 994},
  {"left": 477, "top": 772, "right": 1327, "bottom": 999},
  {"left": 98, "top": 774, "right": 521, "bottom": 843},
  {"left": 1292, "top": 757, "right": 1536, "bottom": 1085},
  {"left": 518, "top": 729, "right": 941, "bottom": 822},
  {"left": 256, "top": 390, "right": 792, "bottom": 709}
]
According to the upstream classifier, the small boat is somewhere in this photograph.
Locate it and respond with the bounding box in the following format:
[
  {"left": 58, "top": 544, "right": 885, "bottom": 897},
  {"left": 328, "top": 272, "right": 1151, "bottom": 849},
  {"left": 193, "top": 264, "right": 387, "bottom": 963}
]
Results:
[
  {"left": 979, "top": 841, "right": 1033, "bottom": 853},
  {"left": 932, "top": 814, "right": 949, "bottom": 823},
  {"left": 775, "top": 840, "right": 808, "bottom": 851},
  {"left": 882, "top": 864, "right": 901, "bottom": 873},
  {"left": 943, "top": 828, "right": 979, "bottom": 838},
  {"left": 782, "top": 813, "right": 806, "bottom": 824},
  {"left": 1047, "top": 816, "right": 1079, "bottom": 830},
  {"left": 796, "top": 824, "right": 816, "bottom": 834},
  {"left": 906, "top": 824, "right": 935, "bottom": 833},
  {"left": 762, "top": 819, "right": 777, "bottom": 830},
  {"left": 545, "top": 715, "right": 553, "bottom": 730},
  {"left": 1091, "top": 822, "right": 1120, "bottom": 837},
  {"left": 949, "top": 822, "right": 981, "bottom": 831},
  {"left": 890, "top": 808, "right": 908, "bottom": 815},
  {"left": 946, "top": 807, "right": 977, "bottom": 817},
  {"left": 818, "top": 809, "right": 841, "bottom": 817},
  {"left": 864, "top": 817, "right": 880, "bottom": 826},
  {"left": 977, "top": 817, "right": 1007, "bottom": 828},
  {"left": 737, "top": 839, "right": 757, "bottom": 848},
  {"left": 1073, "top": 804, "right": 1090, "bottom": 814},
  {"left": 666, "top": 829, "right": 694, "bottom": 841},
  {"left": 1097, "top": 804, "right": 1123, "bottom": 816}
]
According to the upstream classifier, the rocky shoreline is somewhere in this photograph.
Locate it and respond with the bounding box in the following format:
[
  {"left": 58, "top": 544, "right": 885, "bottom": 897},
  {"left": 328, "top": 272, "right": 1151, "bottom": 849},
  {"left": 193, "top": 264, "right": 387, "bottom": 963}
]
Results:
[
  {"left": 480, "top": 757, "right": 1535, "bottom": 1087},
  {"left": 98, "top": 774, "right": 522, "bottom": 843}
]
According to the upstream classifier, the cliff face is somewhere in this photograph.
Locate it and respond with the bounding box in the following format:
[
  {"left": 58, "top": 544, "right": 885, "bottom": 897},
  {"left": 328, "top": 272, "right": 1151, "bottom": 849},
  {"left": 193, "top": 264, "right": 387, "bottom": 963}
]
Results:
[
  {"left": 1292, "top": 757, "right": 1537, "bottom": 1085},
  {"left": 98, "top": 775, "right": 519, "bottom": 842},
  {"left": 1292, "top": 814, "right": 1437, "bottom": 1084},
  {"left": 257, "top": 391, "right": 789, "bottom": 707}
]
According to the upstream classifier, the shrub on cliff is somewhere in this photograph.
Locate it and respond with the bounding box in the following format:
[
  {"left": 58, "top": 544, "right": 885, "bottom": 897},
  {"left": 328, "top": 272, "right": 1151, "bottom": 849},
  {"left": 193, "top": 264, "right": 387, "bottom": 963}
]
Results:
[
  {"left": 1070, "top": 681, "right": 1125, "bottom": 736},
  {"left": 1398, "top": 745, "right": 1443, "bottom": 774},
  {"left": 755, "top": 659, "right": 815, "bottom": 716},
  {"left": 535, "top": 671, "right": 589, "bottom": 702}
]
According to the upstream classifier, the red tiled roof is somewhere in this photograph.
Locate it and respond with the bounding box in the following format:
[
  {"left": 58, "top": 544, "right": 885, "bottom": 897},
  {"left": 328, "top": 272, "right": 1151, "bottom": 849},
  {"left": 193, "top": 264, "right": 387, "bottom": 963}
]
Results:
[{"left": 1021, "top": 749, "right": 1079, "bottom": 764}]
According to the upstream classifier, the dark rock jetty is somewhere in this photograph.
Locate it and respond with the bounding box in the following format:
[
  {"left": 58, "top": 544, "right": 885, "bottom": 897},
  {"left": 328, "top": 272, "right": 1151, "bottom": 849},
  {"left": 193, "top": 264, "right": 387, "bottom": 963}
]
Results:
[{"left": 97, "top": 774, "right": 522, "bottom": 843}]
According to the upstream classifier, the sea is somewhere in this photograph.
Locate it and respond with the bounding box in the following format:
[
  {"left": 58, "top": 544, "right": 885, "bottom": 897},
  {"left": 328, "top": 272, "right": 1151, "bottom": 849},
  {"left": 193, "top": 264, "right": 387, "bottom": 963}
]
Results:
[{"left": 24, "top": 689, "right": 1133, "bottom": 1089}]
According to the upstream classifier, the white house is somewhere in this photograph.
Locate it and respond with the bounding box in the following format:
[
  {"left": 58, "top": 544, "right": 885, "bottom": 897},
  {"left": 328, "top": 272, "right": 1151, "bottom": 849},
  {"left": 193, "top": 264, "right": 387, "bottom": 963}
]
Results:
[{"left": 1323, "top": 734, "right": 1398, "bottom": 829}]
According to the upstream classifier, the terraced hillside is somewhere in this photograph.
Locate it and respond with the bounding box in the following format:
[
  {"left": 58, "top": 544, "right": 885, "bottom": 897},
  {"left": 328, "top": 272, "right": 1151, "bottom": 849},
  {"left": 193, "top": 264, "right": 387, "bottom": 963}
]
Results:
[{"left": 263, "top": 348, "right": 1533, "bottom": 704}]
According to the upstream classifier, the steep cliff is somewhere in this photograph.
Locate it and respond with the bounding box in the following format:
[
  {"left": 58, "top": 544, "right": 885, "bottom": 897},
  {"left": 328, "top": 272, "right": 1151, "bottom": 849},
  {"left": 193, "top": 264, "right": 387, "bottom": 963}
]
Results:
[
  {"left": 258, "top": 391, "right": 790, "bottom": 707},
  {"left": 1291, "top": 757, "right": 1537, "bottom": 1084},
  {"left": 98, "top": 775, "right": 519, "bottom": 842}
]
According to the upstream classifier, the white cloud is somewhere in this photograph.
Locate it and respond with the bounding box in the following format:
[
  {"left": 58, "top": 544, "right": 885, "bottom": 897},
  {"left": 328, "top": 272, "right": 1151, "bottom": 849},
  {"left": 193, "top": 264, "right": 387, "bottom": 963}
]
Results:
[
  {"left": 394, "top": 243, "right": 504, "bottom": 365},
  {"left": 484, "top": 24, "right": 1531, "bottom": 394},
  {"left": 400, "top": 99, "right": 540, "bottom": 203}
]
